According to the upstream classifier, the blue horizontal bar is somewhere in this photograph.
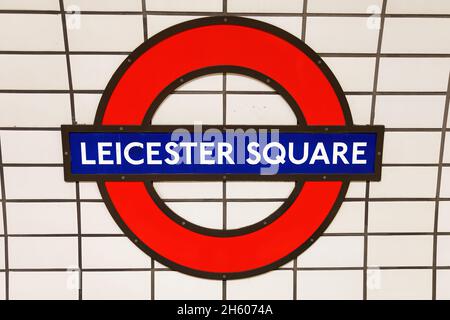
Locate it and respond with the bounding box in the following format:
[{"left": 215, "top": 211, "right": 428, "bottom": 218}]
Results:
[{"left": 68, "top": 131, "right": 378, "bottom": 176}]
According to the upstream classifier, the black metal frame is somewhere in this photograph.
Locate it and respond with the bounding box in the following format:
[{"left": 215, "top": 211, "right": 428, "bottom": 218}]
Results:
[{"left": 61, "top": 124, "right": 384, "bottom": 182}]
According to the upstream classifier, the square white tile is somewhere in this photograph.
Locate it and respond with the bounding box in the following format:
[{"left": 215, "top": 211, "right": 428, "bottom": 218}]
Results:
[
  {"left": 378, "top": 58, "right": 450, "bottom": 92},
  {"left": 151, "top": 94, "right": 222, "bottom": 125},
  {"left": 374, "top": 96, "right": 446, "bottom": 128},
  {"left": 369, "top": 202, "right": 435, "bottom": 233},
  {"left": 437, "top": 270, "right": 450, "bottom": 300},
  {"left": 9, "top": 271, "right": 79, "bottom": 300},
  {"left": 154, "top": 271, "right": 221, "bottom": 300},
  {"left": 0, "top": 206, "right": 3, "bottom": 234},
  {"left": 228, "top": 0, "right": 303, "bottom": 13},
  {"left": 440, "top": 168, "right": 450, "bottom": 197},
  {"left": 227, "top": 270, "right": 293, "bottom": 300},
  {"left": 0, "top": 240, "right": 4, "bottom": 269},
  {"left": 386, "top": 0, "right": 450, "bottom": 14},
  {"left": 154, "top": 182, "right": 222, "bottom": 199},
  {"left": 324, "top": 201, "right": 365, "bottom": 233},
  {"left": 444, "top": 133, "right": 450, "bottom": 163},
  {"left": 7, "top": 202, "right": 77, "bottom": 234},
  {"left": 308, "top": 0, "right": 383, "bottom": 13},
  {"left": 437, "top": 236, "right": 450, "bottom": 267},
  {"left": 298, "top": 270, "right": 363, "bottom": 300},
  {"left": 227, "top": 202, "right": 284, "bottom": 229},
  {"left": 83, "top": 271, "right": 151, "bottom": 300},
  {"left": 1, "top": 130, "right": 63, "bottom": 164},
  {"left": 147, "top": 16, "right": 202, "bottom": 38},
  {"left": 67, "top": 15, "right": 144, "bottom": 51},
  {"left": 8, "top": 236, "right": 78, "bottom": 269},
  {"left": 323, "top": 57, "right": 376, "bottom": 92},
  {"left": 0, "top": 94, "right": 72, "bottom": 127},
  {"left": 438, "top": 201, "right": 450, "bottom": 232},
  {"left": 0, "top": 0, "right": 59, "bottom": 10},
  {"left": 81, "top": 202, "right": 122, "bottom": 234},
  {"left": 0, "top": 55, "right": 69, "bottom": 90},
  {"left": 227, "top": 181, "right": 295, "bottom": 199},
  {"left": 246, "top": 16, "right": 302, "bottom": 39},
  {"left": 165, "top": 202, "right": 223, "bottom": 229},
  {"left": 227, "top": 94, "right": 297, "bottom": 125},
  {"left": 382, "top": 18, "right": 450, "bottom": 54},
  {"left": 306, "top": 17, "right": 379, "bottom": 53},
  {"left": 64, "top": 0, "right": 142, "bottom": 11},
  {"left": 382, "top": 132, "right": 441, "bottom": 164},
  {"left": 147, "top": 0, "right": 222, "bottom": 12},
  {"left": 347, "top": 95, "right": 372, "bottom": 125},
  {"left": 0, "top": 273, "right": 4, "bottom": 300},
  {"left": 346, "top": 182, "right": 366, "bottom": 198},
  {"left": 74, "top": 93, "right": 101, "bottom": 124},
  {"left": 4, "top": 167, "right": 75, "bottom": 200},
  {"left": 367, "top": 269, "right": 432, "bottom": 300},
  {"left": 79, "top": 182, "right": 102, "bottom": 200},
  {"left": 298, "top": 236, "right": 364, "bottom": 267},
  {"left": 369, "top": 167, "right": 438, "bottom": 198},
  {"left": 0, "top": 14, "right": 64, "bottom": 51},
  {"left": 368, "top": 236, "right": 433, "bottom": 267},
  {"left": 82, "top": 237, "right": 151, "bottom": 269},
  {"left": 70, "top": 54, "right": 126, "bottom": 90}
]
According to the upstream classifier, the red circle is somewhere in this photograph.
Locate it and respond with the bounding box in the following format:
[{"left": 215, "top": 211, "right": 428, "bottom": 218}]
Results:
[{"left": 98, "top": 19, "right": 348, "bottom": 276}]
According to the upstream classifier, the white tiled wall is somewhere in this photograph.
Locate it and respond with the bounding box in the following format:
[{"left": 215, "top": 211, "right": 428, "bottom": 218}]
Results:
[{"left": 0, "top": 0, "right": 448, "bottom": 300}]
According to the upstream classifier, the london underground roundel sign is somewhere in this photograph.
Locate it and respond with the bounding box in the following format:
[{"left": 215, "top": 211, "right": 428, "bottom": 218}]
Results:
[{"left": 62, "top": 16, "right": 384, "bottom": 279}]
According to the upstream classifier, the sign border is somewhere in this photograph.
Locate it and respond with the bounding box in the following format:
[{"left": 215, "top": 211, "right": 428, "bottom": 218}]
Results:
[{"left": 62, "top": 124, "right": 384, "bottom": 182}]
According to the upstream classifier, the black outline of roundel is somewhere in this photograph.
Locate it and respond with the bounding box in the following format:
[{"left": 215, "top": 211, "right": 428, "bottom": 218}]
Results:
[{"left": 69, "top": 15, "right": 385, "bottom": 280}]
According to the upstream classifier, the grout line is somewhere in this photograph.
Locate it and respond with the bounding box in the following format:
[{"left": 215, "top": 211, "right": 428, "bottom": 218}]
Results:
[
  {"left": 0, "top": 90, "right": 103, "bottom": 94},
  {"left": 59, "top": 0, "right": 83, "bottom": 300},
  {"left": 2, "top": 51, "right": 449, "bottom": 58},
  {"left": 3, "top": 265, "right": 450, "bottom": 273},
  {"left": 363, "top": 0, "right": 387, "bottom": 301},
  {"left": 0, "top": 9, "right": 449, "bottom": 18},
  {"left": 153, "top": 12, "right": 450, "bottom": 18},
  {"left": 432, "top": 73, "right": 450, "bottom": 300},
  {"left": 222, "top": 0, "right": 228, "bottom": 298},
  {"left": 151, "top": 258, "right": 155, "bottom": 300},
  {"left": 142, "top": 0, "right": 153, "bottom": 301},
  {"left": 0, "top": 89, "right": 447, "bottom": 95},
  {"left": 223, "top": 0, "right": 227, "bottom": 14},
  {"left": 293, "top": 258, "right": 298, "bottom": 300},
  {"left": 301, "top": 0, "right": 308, "bottom": 41},
  {"left": 0, "top": 138, "right": 9, "bottom": 300},
  {"left": 0, "top": 90, "right": 448, "bottom": 97},
  {"left": 222, "top": 77, "right": 227, "bottom": 232},
  {"left": 1, "top": 197, "right": 450, "bottom": 203},
  {"left": 3, "top": 231, "right": 449, "bottom": 238},
  {"left": 142, "top": 0, "right": 148, "bottom": 41},
  {"left": 295, "top": 0, "right": 308, "bottom": 300}
]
